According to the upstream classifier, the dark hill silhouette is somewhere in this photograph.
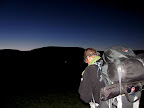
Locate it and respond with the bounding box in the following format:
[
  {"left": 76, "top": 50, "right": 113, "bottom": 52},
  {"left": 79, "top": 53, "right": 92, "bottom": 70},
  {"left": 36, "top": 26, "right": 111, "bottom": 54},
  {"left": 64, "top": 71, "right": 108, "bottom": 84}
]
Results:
[
  {"left": 0, "top": 47, "right": 144, "bottom": 94},
  {"left": 134, "top": 50, "right": 144, "bottom": 55},
  {"left": 0, "top": 47, "right": 87, "bottom": 94}
]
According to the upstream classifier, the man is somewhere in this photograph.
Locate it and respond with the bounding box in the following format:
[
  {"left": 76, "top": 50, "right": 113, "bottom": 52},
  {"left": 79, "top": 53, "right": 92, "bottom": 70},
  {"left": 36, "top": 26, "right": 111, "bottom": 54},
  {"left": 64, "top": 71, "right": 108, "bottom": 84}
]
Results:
[{"left": 78, "top": 48, "right": 108, "bottom": 108}]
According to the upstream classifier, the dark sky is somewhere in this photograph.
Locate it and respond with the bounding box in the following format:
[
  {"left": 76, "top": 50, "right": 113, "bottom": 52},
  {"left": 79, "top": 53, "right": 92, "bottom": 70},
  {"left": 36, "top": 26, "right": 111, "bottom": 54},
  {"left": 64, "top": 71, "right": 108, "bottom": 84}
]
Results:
[{"left": 0, "top": 0, "right": 144, "bottom": 51}]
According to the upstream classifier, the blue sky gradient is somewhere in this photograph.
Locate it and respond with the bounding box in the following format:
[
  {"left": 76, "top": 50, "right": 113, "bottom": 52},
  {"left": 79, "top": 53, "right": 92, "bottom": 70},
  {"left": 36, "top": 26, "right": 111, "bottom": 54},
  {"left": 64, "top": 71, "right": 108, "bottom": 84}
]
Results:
[{"left": 0, "top": 0, "right": 144, "bottom": 51}]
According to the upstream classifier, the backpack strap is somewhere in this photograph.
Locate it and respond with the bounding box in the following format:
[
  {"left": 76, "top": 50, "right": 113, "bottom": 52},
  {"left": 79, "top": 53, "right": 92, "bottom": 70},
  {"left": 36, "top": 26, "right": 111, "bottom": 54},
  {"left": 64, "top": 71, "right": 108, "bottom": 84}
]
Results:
[{"left": 94, "top": 62, "right": 102, "bottom": 71}]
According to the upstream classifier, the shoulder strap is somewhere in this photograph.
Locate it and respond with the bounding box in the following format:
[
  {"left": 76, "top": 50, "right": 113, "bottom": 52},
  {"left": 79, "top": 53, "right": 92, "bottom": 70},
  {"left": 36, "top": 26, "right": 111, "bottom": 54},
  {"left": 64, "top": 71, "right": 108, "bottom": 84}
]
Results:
[{"left": 94, "top": 62, "right": 102, "bottom": 71}]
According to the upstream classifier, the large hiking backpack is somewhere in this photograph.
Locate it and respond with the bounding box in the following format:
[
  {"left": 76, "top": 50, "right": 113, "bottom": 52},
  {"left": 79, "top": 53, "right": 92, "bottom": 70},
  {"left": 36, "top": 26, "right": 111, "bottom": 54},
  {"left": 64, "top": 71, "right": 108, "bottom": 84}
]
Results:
[{"left": 100, "top": 46, "right": 144, "bottom": 103}]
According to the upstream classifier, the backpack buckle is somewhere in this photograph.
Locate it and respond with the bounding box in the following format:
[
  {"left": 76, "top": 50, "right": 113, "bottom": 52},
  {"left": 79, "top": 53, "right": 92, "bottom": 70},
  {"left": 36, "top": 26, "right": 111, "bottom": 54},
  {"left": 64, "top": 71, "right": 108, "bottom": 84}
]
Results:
[{"left": 131, "top": 87, "right": 135, "bottom": 93}]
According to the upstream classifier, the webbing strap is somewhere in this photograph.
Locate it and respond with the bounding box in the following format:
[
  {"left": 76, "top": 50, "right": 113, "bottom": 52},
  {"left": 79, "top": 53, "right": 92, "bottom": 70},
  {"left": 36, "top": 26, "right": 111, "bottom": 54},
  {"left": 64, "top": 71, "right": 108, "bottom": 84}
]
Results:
[
  {"left": 91, "top": 94, "right": 99, "bottom": 107},
  {"left": 95, "top": 62, "right": 102, "bottom": 71},
  {"left": 117, "top": 95, "right": 122, "bottom": 108},
  {"left": 118, "top": 67, "right": 122, "bottom": 93},
  {"left": 108, "top": 99, "right": 112, "bottom": 108},
  {"left": 117, "top": 65, "right": 122, "bottom": 108},
  {"left": 133, "top": 96, "right": 140, "bottom": 108}
]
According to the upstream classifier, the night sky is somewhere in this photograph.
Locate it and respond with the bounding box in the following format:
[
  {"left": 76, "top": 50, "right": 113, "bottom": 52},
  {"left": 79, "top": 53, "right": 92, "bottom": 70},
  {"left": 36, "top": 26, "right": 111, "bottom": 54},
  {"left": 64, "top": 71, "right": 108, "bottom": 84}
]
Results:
[{"left": 0, "top": 0, "right": 144, "bottom": 51}]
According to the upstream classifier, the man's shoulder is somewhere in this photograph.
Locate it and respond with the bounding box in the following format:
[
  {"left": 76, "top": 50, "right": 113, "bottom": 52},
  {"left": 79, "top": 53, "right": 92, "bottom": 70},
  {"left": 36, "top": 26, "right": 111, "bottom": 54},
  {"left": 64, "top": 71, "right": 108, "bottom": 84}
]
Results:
[
  {"left": 85, "top": 64, "right": 98, "bottom": 72},
  {"left": 88, "top": 63, "right": 99, "bottom": 67}
]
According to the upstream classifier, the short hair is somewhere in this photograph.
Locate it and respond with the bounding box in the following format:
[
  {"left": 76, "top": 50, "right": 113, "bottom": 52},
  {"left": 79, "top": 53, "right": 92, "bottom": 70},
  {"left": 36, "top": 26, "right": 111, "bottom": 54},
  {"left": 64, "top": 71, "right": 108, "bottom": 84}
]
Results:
[{"left": 84, "top": 48, "right": 97, "bottom": 59}]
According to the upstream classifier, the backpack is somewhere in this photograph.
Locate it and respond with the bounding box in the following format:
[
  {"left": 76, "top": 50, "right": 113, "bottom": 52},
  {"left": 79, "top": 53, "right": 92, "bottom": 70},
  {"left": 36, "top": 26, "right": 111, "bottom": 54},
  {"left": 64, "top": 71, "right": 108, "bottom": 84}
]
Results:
[{"left": 99, "top": 46, "right": 144, "bottom": 106}]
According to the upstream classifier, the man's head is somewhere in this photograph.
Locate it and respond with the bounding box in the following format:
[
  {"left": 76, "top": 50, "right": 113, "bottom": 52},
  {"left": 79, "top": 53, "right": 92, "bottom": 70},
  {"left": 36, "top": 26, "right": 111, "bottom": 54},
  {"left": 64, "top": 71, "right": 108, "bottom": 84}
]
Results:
[{"left": 84, "top": 48, "right": 100, "bottom": 64}]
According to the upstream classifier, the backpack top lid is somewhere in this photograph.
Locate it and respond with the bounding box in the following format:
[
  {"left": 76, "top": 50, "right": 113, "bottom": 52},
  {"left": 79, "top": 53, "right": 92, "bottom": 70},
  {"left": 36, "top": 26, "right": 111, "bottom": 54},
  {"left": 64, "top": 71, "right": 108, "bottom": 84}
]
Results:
[{"left": 102, "top": 46, "right": 136, "bottom": 63}]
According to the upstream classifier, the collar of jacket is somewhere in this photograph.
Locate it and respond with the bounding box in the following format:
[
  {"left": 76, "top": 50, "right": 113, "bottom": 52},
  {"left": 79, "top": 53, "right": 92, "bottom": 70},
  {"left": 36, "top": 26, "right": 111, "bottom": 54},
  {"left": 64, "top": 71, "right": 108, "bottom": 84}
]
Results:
[{"left": 81, "top": 56, "right": 101, "bottom": 76}]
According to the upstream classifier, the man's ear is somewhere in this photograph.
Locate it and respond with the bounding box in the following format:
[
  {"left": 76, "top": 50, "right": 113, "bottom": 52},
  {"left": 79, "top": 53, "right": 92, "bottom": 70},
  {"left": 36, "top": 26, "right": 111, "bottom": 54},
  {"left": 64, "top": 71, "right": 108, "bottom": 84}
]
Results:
[{"left": 86, "top": 56, "right": 90, "bottom": 64}]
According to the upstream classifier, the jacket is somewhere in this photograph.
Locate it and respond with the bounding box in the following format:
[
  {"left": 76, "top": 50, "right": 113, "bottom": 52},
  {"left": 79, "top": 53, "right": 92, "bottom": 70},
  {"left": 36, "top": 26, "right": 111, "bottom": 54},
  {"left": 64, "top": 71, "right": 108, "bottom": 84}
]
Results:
[{"left": 78, "top": 57, "right": 105, "bottom": 103}]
